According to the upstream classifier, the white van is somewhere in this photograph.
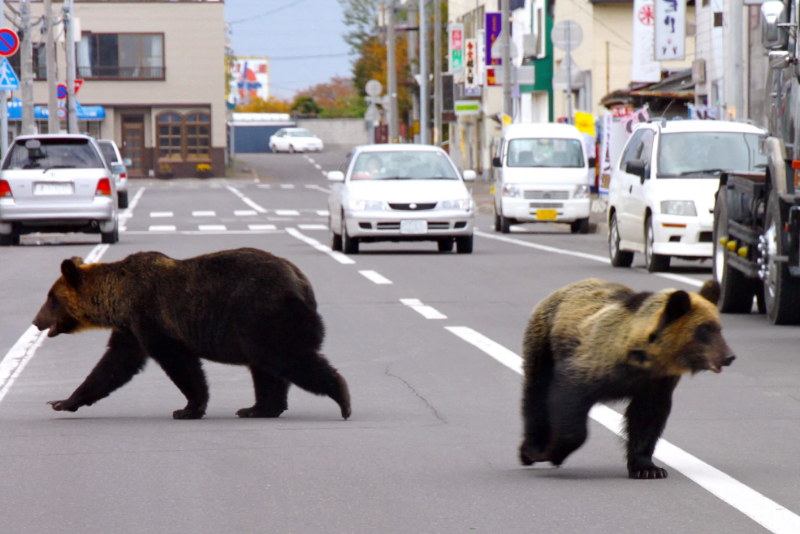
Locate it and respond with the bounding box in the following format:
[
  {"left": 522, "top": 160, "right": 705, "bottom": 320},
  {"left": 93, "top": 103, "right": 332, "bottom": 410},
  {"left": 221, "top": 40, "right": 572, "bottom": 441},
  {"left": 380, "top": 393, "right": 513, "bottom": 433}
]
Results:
[{"left": 492, "top": 123, "right": 592, "bottom": 234}]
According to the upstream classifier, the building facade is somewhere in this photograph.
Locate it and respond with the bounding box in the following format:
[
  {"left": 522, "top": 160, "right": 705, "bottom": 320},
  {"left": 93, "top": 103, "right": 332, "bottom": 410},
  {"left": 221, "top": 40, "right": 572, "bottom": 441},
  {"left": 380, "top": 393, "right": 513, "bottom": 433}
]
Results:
[{"left": 15, "top": 0, "right": 226, "bottom": 177}]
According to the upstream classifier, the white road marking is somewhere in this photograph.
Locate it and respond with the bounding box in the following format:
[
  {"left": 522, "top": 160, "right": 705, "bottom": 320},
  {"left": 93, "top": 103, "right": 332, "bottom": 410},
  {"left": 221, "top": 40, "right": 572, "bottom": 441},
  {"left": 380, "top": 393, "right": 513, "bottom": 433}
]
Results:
[
  {"left": 234, "top": 210, "right": 258, "bottom": 216},
  {"left": 400, "top": 298, "right": 447, "bottom": 319},
  {"left": 198, "top": 225, "right": 226, "bottom": 231},
  {"left": 359, "top": 270, "right": 393, "bottom": 285},
  {"left": 149, "top": 225, "right": 177, "bottom": 232},
  {"left": 321, "top": 171, "right": 328, "bottom": 177},
  {"left": 298, "top": 224, "right": 328, "bottom": 230},
  {"left": 475, "top": 230, "right": 704, "bottom": 289},
  {"left": 192, "top": 210, "right": 216, "bottom": 217},
  {"left": 280, "top": 184, "right": 295, "bottom": 189},
  {"left": 119, "top": 187, "right": 145, "bottom": 232},
  {"left": 306, "top": 184, "right": 332, "bottom": 194},
  {"left": 445, "top": 326, "right": 800, "bottom": 534},
  {"left": 124, "top": 229, "right": 283, "bottom": 235},
  {"left": 317, "top": 210, "right": 330, "bottom": 216},
  {"left": 285, "top": 227, "right": 355, "bottom": 265},
  {"left": 307, "top": 158, "right": 315, "bottom": 164},
  {"left": 209, "top": 184, "right": 223, "bottom": 189},
  {"left": 0, "top": 243, "right": 112, "bottom": 406},
  {"left": 275, "top": 210, "right": 300, "bottom": 216},
  {"left": 257, "top": 184, "right": 271, "bottom": 189},
  {"left": 314, "top": 164, "right": 322, "bottom": 170},
  {"left": 150, "top": 211, "right": 173, "bottom": 218},
  {"left": 249, "top": 224, "right": 277, "bottom": 231},
  {"left": 226, "top": 185, "right": 267, "bottom": 213}
]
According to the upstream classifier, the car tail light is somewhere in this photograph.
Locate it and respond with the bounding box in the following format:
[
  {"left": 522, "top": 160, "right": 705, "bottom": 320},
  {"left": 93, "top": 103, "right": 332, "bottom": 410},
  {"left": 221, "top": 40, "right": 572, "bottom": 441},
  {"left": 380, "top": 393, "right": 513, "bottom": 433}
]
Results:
[
  {"left": 0, "top": 179, "right": 11, "bottom": 198},
  {"left": 120, "top": 172, "right": 127, "bottom": 180},
  {"left": 95, "top": 178, "right": 112, "bottom": 196}
]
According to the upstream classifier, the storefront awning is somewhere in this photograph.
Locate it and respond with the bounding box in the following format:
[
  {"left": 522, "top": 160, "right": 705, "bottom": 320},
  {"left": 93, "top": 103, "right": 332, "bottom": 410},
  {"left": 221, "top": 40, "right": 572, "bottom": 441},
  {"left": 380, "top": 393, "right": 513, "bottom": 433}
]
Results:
[{"left": 5, "top": 98, "right": 106, "bottom": 121}]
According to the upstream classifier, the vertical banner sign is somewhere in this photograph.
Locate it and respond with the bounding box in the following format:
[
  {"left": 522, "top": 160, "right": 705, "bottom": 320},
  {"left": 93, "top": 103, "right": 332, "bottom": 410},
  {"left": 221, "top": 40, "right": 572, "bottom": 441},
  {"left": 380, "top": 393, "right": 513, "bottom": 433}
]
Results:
[
  {"left": 655, "top": 0, "right": 686, "bottom": 60},
  {"left": 464, "top": 39, "right": 478, "bottom": 90},
  {"left": 448, "top": 23, "right": 464, "bottom": 72},
  {"left": 631, "top": 0, "right": 661, "bottom": 82},
  {"left": 599, "top": 112, "right": 613, "bottom": 196},
  {"left": 485, "top": 12, "right": 502, "bottom": 66}
]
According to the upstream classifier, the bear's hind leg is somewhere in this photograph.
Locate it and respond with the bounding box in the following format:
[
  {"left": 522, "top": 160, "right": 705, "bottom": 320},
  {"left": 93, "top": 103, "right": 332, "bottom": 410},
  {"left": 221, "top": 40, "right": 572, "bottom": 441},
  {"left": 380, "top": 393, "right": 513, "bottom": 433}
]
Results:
[
  {"left": 625, "top": 376, "right": 679, "bottom": 480},
  {"left": 544, "top": 381, "right": 593, "bottom": 466},
  {"left": 142, "top": 336, "right": 209, "bottom": 420},
  {"left": 279, "top": 351, "right": 351, "bottom": 420},
  {"left": 519, "top": 359, "right": 554, "bottom": 466},
  {"left": 237, "top": 366, "right": 290, "bottom": 418}
]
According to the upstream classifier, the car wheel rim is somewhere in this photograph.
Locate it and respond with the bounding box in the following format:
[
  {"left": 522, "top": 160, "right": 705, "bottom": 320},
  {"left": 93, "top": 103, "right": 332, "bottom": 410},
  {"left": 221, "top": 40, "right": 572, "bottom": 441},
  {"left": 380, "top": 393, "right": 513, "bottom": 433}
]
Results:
[
  {"left": 765, "top": 220, "right": 779, "bottom": 301},
  {"left": 646, "top": 223, "right": 654, "bottom": 267},
  {"left": 714, "top": 229, "right": 725, "bottom": 284},
  {"left": 609, "top": 218, "right": 619, "bottom": 259}
]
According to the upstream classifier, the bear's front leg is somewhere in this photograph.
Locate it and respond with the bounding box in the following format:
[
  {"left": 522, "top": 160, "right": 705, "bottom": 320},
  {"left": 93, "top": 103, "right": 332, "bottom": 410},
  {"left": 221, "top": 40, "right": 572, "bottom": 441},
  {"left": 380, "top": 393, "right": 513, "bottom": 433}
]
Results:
[{"left": 624, "top": 376, "right": 679, "bottom": 479}]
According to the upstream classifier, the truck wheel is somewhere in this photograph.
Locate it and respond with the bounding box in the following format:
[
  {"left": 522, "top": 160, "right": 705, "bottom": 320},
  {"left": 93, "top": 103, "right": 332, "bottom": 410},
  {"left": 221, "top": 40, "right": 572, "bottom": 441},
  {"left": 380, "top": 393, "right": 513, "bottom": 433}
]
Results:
[
  {"left": 608, "top": 213, "right": 633, "bottom": 267},
  {"left": 500, "top": 214, "right": 513, "bottom": 234},
  {"left": 762, "top": 189, "right": 800, "bottom": 324},
  {"left": 570, "top": 218, "right": 590, "bottom": 234},
  {"left": 644, "top": 217, "right": 670, "bottom": 272},
  {"left": 713, "top": 188, "right": 756, "bottom": 313}
]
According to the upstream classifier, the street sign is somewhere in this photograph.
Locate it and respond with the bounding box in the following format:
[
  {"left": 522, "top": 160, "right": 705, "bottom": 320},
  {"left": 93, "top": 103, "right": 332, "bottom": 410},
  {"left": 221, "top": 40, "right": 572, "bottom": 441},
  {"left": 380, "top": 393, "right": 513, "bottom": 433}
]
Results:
[
  {"left": 552, "top": 20, "right": 583, "bottom": 51},
  {"left": 654, "top": 0, "right": 686, "bottom": 60},
  {"left": 0, "top": 58, "right": 20, "bottom": 91},
  {"left": 464, "top": 39, "right": 478, "bottom": 90},
  {"left": 552, "top": 53, "right": 582, "bottom": 90},
  {"left": 485, "top": 13, "right": 501, "bottom": 66},
  {"left": 57, "top": 84, "right": 68, "bottom": 99},
  {"left": 365, "top": 79, "right": 382, "bottom": 97},
  {"left": 455, "top": 100, "right": 480, "bottom": 116},
  {"left": 448, "top": 23, "right": 464, "bottom": 71},
  {"left": 364, "top": 103, "right": 381, "bottom": 122},
  {"left": 0, "top": 29, "right": 19, "bottom": 57},
  {"left": 74, "top": 79, "right": 84, "bottom": 95},
  {"left": 57, "top": 108, "right": 67, "bottom": 120}
]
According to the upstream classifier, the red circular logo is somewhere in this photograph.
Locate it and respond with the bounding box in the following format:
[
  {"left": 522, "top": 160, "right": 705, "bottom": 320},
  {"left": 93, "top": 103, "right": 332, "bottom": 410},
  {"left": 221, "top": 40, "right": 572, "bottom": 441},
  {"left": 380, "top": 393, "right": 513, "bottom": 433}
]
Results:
[{"left": 638, "top": 4, "right": 654, "bottom": 26}]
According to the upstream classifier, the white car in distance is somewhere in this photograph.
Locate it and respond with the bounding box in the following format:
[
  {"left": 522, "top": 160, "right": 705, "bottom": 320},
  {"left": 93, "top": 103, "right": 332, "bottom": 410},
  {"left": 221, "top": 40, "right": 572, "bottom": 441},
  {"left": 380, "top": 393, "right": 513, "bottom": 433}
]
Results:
[
  {"left": 269, "top": 128, "right": 324, "bottom": 153},
  {"left": 607, "top": 119, "right": 767, "bottom": 272},
  {"left": 327, "top": 145, "right": 476, "bottom": 254}
]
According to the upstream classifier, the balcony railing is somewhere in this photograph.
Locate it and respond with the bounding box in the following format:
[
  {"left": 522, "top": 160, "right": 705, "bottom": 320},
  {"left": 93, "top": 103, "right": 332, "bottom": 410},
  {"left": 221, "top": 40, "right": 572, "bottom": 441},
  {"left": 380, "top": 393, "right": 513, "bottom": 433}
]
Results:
[{"left": 76, "top": 66, "right": 165, "bottom": 80}]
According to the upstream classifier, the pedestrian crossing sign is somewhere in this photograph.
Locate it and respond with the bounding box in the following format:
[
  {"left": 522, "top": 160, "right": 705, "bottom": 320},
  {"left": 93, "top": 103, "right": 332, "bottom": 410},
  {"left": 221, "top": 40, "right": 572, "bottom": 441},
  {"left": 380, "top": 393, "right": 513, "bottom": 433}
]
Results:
[{"left": 0, "top": 58, "right": 19, "bottom": 90}]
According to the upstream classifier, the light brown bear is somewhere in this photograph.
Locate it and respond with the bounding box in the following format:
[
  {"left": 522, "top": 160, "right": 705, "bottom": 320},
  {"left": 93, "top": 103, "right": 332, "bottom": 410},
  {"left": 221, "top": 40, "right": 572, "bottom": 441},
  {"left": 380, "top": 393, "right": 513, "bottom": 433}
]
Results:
[{"left": 519, "top": 278, "right": 735, "bottom": 479}]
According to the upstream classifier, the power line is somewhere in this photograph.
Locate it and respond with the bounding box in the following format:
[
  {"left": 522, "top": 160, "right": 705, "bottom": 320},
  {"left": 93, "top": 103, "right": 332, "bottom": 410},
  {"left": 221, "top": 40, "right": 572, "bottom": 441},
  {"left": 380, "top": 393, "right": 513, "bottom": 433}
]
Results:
[{"left": 228, "top": 0, "right": 310, "bottom": 26}]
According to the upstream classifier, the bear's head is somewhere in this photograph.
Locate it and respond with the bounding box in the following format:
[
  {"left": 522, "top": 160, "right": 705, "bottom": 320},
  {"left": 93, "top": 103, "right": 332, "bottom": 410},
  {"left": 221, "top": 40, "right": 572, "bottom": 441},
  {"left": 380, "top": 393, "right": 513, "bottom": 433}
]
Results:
[
  {"left": 628, "top": 280, "right": 736, "bottom": 376},
  {"left": 33, "top": 257, "right": 95, "bottom": 337}
]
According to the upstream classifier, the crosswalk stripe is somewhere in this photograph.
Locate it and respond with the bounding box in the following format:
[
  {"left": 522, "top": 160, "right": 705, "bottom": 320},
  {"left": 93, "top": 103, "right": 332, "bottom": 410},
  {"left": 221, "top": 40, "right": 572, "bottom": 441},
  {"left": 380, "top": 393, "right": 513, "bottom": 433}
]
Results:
[
  {"left": 150, "top": 212, "right": 173, "bottom": 218},
  {"left": 297, "top": 224, "right": 327, "bottom": 230},
  {"left": 275, "top": 210, "right": 300, "bottom": 216},
  {"left": 192, "top": 210, "right": 216, "bottom": 217},
  {"left": 248, "top": 224, "right": 277, "bottom": 231},
  {"left": 198, "top": 225, "right": 226, "bottom": 231},
  {"left": 149, "top": 225, "right": 176, "bottom": 231},
  {"left": 235, "top": 210, "right": 258, "bottom": 216}
]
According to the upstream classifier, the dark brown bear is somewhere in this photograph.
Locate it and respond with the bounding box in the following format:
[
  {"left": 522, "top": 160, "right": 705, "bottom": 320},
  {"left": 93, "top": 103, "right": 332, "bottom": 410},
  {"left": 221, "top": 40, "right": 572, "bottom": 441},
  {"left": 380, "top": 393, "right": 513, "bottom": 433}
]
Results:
[
  {"left": 33, "top": 248, "right": 351, "bottom": 420},
  {"left": 519, "top": 278, "right": 734, "bottom": 479}
]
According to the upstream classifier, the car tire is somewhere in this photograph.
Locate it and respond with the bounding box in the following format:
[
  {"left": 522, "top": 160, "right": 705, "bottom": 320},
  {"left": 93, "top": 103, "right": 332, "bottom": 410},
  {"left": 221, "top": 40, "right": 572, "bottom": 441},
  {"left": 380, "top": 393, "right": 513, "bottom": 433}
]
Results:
[
  {"left": 762, "top": 188, "right": 800, "bottom": 324},
  {"left": 645, "top": 216, "right": 670, "bottom": 273},
  {"left": 570, "top": 218, "right": 590, "bottom": 234},
  {"left": 342, "top": 216, "right": 359, "bottom": 254},
  {"left": 456, "top": 234, "right": 474, "bottom": 254},
  {"left": 713, "top": 188, "right": 756, "bottom": 313},
  {"left": 493, "top": 205, "right": 501, "bottom": 232},
  {"left": 118, "top": 191, "right": 129, "bottom": 209},
  {"left": 288, "top": 145, "right": 295, "bottom": 154},
  {"left": 500, "top": 214, "right": 513, "bottom": 234},
  {"left": 608, "top": 213, "right": 633, "bottom": 267},
  {"left": 101, "top": 223, "right": 119, "bottom": 244},
  {"left": 330, "top": 216, "right": 343, "bottom": 251},
  {"left": 438, "top": 238, "right": 454, "bottom": 252},
  {"left": 0, "top": 233, "right": 17, "bottom": 246}
]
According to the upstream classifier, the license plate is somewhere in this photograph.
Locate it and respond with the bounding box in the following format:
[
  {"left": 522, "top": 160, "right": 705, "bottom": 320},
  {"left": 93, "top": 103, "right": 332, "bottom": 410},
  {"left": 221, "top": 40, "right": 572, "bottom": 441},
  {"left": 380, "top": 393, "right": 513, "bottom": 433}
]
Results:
[
  {"left": 34, "top": 182, "right": 74, "bottom": 195},
  {"left": 536, "top": 209, "right": 558, "bottom": 221},
  {"left": 400, "top": 220, "right": 427, "bottom": 234}
]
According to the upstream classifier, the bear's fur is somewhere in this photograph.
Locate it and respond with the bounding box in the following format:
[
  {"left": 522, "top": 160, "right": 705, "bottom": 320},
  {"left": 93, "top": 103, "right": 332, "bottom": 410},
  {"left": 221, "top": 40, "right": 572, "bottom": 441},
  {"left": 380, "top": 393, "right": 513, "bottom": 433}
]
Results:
[
  {"left": 33, "top": 248, "right": 351, "bottom": 420},
  {"left": 519, "top": 278, "right": 734, "bottom": 479}
]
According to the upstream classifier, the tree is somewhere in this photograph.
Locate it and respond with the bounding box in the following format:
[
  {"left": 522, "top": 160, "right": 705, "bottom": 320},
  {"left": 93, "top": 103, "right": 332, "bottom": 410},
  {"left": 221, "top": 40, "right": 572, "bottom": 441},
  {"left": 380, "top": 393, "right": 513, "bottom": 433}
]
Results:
[
  {"left": 235, "top": 96, "right": 292, "bottom": 113},
  {"left": 338, "top": 0, "right": 380, "bottom": 53},
  {"left": 352, "top": 35, "right": 412, "bottom": 117},
  {"left": 291, "top": 96, "right": 322, "bottom": 117}
]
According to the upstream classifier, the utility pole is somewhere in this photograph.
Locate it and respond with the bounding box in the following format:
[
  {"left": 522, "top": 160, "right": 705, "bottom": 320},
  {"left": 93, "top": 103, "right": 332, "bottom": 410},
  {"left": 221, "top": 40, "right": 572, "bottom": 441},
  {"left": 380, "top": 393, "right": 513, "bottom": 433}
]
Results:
[
  {"left": 64, "top": 0, "right": 77, "bottom": 133},
  {"left": 566, "top": 24, "right": 572, "bottom": 125},
  {"left": 386, "top": 0, "right": 398, "bottom": 143},
  {"left": 44, "top": 0, "right": 58, "bottom": 134},
  {"left": 408, "top": 10, "right": 419, "bottom": 142},
  {"left": 0, "top": 0, "right": 7, "bottom": 156},
  {"left": 433, "top": 0, "right": 441, "bottom": 145},
  {"left": 501, "top": 0, "right": 511, "bottom": 122},
  {"left": 419, "top": 0, "right": 428, "bottom": 144},
  {"left": 728, "top": 0, "right": 744, "bottom": 118},
  {"left": 19, "top": 0, "right": 33, "bottom": 135}
]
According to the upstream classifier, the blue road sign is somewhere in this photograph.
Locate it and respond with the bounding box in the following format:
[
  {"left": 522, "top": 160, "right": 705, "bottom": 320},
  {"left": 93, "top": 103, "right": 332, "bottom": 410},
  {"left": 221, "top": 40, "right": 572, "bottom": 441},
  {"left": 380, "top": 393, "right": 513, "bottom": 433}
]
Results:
[
  {"left": 57, "top": 84, "right": 67, "bottom": 99},
  {"left": 0, "top": 29, "right": 19, "bottom": 57},
  {"left": 0, "top": 58, "right": 20, "bottom": 90}
]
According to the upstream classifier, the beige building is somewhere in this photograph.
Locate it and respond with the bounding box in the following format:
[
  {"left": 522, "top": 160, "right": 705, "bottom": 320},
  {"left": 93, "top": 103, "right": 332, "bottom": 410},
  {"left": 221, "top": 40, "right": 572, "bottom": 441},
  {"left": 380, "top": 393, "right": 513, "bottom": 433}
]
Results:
[{"left": 14, "top": 0, "right": 226, "bottom": 177}]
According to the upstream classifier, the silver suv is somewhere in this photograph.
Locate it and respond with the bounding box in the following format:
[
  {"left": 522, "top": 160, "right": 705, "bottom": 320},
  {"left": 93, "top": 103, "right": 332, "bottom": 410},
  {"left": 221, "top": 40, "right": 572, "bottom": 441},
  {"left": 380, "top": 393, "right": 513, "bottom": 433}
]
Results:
[{"left": 0, "top": 134, "right": 119, "bottom": 246}]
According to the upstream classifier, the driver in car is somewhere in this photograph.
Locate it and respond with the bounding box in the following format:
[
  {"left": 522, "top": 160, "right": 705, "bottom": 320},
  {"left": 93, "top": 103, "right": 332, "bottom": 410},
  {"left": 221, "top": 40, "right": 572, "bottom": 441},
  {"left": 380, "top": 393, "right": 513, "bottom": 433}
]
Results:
[{"left": 352, "top": 155, "right": 384, "bottom": 180}]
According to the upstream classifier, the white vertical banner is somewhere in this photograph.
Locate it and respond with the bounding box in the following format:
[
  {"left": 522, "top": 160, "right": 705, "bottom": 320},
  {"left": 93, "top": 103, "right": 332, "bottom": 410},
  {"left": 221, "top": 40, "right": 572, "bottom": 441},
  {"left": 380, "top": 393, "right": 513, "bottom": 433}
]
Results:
[
  {"left": 631, "top": 0, "right": 661, "bottom": 82},
  {"left": 655, "top": 0, "right": 686, "bottom": 60},
  {"left": 598, "top": 112, "right": 613, "bottom": 196},
  {"left": 448, "top": 23, "right": 464, "bottom": 72},
  {"left": 464, "top": 38, "right": 478, "bottom": 90}
]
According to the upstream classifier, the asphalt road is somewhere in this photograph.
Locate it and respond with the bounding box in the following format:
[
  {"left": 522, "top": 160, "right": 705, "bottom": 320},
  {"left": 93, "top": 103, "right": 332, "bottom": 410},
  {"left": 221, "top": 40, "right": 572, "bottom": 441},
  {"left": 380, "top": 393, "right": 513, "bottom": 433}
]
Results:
[{"left": 0, "top": 149, "right": 798, "bottom": 533}]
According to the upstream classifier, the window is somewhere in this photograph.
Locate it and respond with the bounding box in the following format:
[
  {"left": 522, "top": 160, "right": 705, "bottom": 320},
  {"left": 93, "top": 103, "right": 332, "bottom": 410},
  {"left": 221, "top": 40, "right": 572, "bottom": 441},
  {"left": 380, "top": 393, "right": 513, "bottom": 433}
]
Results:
[
  {"left": 157, "top": 113, "right": 183, "bottom": 160},
  {"left": 9, "top": 44, "right": 47, "bottom": 80},
  {"left": 657, "top": 132, "right": 767, "bottom": 177},
  {"left": 349, "top": 151, "right": 459, "bottom": 181},
  {"left": 507, "top": 138, "right": 585, "bottom": 168},
  {"left": 620, "top": 130, "right": 645, "bottom": 169},
  {"left": 3, "top": 138, "right": 104, "bottom": 170},
  {"left": 185, "top": 113, "right": 210, "bottom": 160},
  {"left": 77, "top": 33, "right": 164, "bottom": 79}
]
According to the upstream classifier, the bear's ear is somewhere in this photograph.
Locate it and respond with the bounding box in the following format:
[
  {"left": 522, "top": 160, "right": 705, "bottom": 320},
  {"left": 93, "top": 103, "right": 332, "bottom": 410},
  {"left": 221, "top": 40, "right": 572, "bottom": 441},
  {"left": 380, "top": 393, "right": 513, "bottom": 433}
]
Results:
[
  {"left": 699, "top": 280, "right": 720, "bottom": 305},
  {"left": 659, "top": 290, "right": 692, "bottom": 328},
  {"left": 61, "top": 259, "right": 85, "bottom": 289},
  {"left": 69, "top": 256, "right": 84, "bottom": 267}
]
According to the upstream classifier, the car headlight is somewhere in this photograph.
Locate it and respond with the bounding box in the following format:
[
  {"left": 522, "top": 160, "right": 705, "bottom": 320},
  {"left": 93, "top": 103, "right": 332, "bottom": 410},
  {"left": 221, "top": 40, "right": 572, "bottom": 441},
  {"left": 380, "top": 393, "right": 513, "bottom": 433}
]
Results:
[
  {"left": 439, "top": 199, "right": 473, "bottom": 211},
  {"left": 503, "top": 184, "right": 520, "bottom": 198},
  {"left": 660, "top": 201, "right": 697, "bottom": 216},
  {"left": 574, "top": 185, "right": 590, "bottom": 199},
  {"left": 348, "top": 199, "right": 385, "bottom": 211}
]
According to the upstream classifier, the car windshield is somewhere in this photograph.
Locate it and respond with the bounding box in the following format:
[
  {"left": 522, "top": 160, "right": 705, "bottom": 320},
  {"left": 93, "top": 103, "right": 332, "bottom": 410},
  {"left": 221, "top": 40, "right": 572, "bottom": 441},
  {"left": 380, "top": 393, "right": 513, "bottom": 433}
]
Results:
[
  {"left": 657, "top": 132, "right": 767, "bottom": 177},
  {"left": 507, "top": 138, "right": 584, "bottom": 168},
  {"left": 350, "top": 151, "right": 460, "bottom": 180},
  {"left": 290, "top": 130, "right": 314, "bottom": 138},
  {"left": 98, "top": 143, "right": 119, "bottom": 165},
  {"left": 3, "top": 139, "right": 105, "bottom": 170}
]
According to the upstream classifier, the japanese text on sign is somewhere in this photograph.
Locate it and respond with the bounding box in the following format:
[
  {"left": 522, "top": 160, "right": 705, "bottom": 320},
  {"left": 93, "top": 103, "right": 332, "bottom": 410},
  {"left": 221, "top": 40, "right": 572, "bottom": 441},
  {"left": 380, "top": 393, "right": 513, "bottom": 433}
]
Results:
[
  {"left": 449, "top": 24, "right": 464, "bottom": 72},
  {"left": 654, "top": 0, "right": 685, "bottom": 61}
]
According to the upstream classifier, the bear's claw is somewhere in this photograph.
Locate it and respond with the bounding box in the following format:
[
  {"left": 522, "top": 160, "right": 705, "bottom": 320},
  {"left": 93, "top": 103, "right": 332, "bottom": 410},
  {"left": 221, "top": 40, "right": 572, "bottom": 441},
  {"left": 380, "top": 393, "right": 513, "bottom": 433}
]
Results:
[
  {"left": 629, "top": 466, "right": 668, "bottom": 480},
  {"left": 172, "top": 408, "right": 205, "bottom": 420},
  {"left": 47, "top": 399, "right": 79, "bottom": 412},
  {"left": 236, "top": 406, "right": 284, "bottom": 418}
]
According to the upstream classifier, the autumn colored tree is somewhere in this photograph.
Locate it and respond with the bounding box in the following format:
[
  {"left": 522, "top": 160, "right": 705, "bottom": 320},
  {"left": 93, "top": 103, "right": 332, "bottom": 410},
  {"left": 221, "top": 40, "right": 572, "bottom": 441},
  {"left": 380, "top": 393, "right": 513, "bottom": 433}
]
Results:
[
  {"left": 352, "top": 35, "right": 412, "bottom": 118},
  {"left": 235, "top": 96, "right": 292, "bottom": 114},
  {"left": 296, "top": 77, "right": 367, "bottom": 119}
]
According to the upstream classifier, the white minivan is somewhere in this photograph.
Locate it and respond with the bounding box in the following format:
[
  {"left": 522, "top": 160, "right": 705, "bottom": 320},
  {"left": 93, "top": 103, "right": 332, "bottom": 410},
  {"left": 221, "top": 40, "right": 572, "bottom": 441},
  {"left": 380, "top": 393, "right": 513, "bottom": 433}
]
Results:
[{"left": 492, "top": 123, "right": 592, "bottom": 234}]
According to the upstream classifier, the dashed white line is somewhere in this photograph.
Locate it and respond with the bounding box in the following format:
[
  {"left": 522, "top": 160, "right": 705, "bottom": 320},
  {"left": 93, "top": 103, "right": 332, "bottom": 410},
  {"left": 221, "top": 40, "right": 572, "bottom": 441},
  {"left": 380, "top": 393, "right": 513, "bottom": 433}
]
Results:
[
  {"left": 280, "top": 184, "right": 295, "bottom": 189},
  {"left": 257, "top": 184, "right": 272, "bottom": 189},
  {"left": 249, "top": 224, "right": 277, "bottom": 231},
  {"left": 444, "top": 326, "right": 800, "bottom": 534},
  {"left": 83, "top": 244, "right": 110, "bottom": 265},
  {"left": 198, "top": 225, "right": 226, "bottom": 232},
  {"left": 192, "top": 210, "right": 216, "bottom": 217},
  {"left": 226, "top": 185, "right": 267, "bottom": 213},
  {"left": 285, "top": 227, "right": 355, "bottom": 265},
  {"left": 275, "top": 210, "right": 300, "bottom": 216},
  {"left": 307, "top": 158, "right": 315, "bottom": 164},
  {"left": 314, "top": 164, "right": 322, "bottom": 170},
  {"left": 150, "top": 211, "right": 173, "bottom": 218},
  {"left": 400, "top": 298, "right": 447, "bottom": 319},
  {"left": 297, "top": 224, "right": 327, "bottom": 230},
  {"left": 235, "top": 210, "right": 258, "bottom": 216},
  {"left": 359, "top": 270, "right": 393, "bottom": 285},
  {"left": 317, "top": 210, "right": 330, "bottom": 216},
  {"left": 119, "top": 187, "right": 145, "bottom": 232},
  {"left": 306, "top": 184, "right": 332, "bottom": 194},
  {"left": 149, "top": 225, "right": 176, "bottom": 232}
]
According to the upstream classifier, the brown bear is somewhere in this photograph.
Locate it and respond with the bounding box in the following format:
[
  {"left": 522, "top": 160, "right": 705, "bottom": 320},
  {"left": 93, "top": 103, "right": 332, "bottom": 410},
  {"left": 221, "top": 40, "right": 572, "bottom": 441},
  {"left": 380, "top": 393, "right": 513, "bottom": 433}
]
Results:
[
  {"left": 33, "top": 248, "right": 351, "bottom": 420},
  {"left": 519, "top": 278, "right": 734, "bottom": 479}
]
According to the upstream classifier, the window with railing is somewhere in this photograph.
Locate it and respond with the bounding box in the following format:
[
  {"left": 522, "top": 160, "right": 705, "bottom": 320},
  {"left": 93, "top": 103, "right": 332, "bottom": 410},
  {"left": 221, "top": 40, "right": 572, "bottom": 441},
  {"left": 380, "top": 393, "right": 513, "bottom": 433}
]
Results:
[
  {"left": 9, "top": 44, "right": 47, "bottom": 80},
  {"left": 77, "top": 33, "right": 165, "bottom": 79}
]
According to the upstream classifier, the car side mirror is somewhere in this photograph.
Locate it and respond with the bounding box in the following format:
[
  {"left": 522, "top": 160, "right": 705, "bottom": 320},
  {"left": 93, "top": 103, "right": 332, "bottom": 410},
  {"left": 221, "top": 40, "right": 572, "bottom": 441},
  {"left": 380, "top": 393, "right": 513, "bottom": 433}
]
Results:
[
  {"left": 492, "top": 156, "right": 502, "bottom": 168},
  {"left": 463, "top": 170, "right": 477, "bottom": 181},
  {"left": 327, "top": 171, "right": 345, "bottom": 182},
  {"left": 769, "top": 50, "right": 792, "bottom": 69},
  {"left": 123, "top": 158, "right": 132, "bottom": 167},
  {"left": 625, "top": 159, "right": 647, "bottom": 182},
  {"left": 761, "top": 1, "right": 788, "bottom": 50}
]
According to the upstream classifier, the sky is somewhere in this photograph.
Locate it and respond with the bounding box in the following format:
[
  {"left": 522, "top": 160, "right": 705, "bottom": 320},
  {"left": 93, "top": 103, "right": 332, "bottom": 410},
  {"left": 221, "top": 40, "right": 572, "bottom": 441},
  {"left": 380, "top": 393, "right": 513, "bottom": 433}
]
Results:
[{"left": 225, "top": 0, "right": 357, "bottom": 99}]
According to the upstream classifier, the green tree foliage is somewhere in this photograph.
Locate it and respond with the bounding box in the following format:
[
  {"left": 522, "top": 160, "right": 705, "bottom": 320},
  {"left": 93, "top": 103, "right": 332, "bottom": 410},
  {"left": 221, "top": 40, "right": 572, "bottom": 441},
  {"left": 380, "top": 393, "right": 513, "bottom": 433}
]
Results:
[
  {"left": 338, "top": 0, "right": 380, "bottom": 53},
  {"left": 291, "top": 96, "right": 323, "bottom": 117}
]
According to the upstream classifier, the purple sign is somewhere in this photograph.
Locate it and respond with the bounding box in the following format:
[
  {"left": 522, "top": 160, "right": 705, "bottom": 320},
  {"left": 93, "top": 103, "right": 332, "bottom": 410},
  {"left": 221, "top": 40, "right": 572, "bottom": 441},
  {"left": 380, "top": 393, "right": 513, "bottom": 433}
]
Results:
[{"left": 485, "top": 12, "right": 501, "bottom": 66}]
